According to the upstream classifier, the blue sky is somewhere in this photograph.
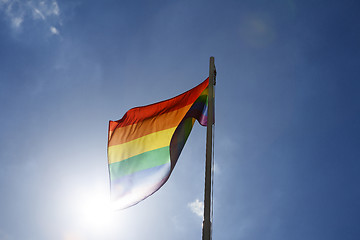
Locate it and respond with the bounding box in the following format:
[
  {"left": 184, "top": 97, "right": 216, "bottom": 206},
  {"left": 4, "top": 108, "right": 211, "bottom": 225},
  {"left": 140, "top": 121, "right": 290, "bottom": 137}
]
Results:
[{"left": 1, "top": 0, "right": 360, "bottom": 239}]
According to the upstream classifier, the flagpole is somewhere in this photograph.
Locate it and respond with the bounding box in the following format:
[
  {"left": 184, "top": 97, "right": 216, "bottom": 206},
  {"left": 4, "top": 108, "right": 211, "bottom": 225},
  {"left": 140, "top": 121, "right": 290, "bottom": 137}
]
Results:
[{"left": 203, "top": 56, "right": 215, "bottom": 240}]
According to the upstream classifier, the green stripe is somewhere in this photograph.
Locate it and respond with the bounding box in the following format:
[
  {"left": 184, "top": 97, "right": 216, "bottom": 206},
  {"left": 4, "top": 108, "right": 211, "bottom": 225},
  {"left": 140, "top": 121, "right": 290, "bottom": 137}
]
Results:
[{"left": 109, "top": 146, "right": 170, "bottom": 180}]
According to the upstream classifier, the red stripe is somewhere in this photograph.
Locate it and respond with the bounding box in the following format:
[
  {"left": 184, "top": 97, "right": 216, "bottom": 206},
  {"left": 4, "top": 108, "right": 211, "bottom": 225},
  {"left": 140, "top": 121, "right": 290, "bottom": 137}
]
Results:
[{"left": 109, "top": 78, "right": 209, "bottom": 131}]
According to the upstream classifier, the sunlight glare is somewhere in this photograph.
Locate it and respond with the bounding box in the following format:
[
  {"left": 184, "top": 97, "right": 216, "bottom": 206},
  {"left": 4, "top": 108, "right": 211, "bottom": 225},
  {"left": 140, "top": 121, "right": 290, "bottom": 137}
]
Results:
[{"left": 72, "top": 191, "right": 116, "bottom": 236}]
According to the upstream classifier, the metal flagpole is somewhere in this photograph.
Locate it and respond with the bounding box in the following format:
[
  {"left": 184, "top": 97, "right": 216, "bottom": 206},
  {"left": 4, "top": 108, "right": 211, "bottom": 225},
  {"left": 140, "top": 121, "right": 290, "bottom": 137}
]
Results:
[{"left": 203, "top": 56, "right": 215, "bottom": 240}]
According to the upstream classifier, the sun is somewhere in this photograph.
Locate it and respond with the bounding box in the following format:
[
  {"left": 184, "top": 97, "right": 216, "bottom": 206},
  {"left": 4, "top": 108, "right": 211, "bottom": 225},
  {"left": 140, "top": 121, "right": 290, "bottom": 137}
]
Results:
[
  {"left": 70, "top": 190, "right": 117, "bottom": 237},
  {"left": 78, "top": 197, "right": 113, "bottom": 230}
]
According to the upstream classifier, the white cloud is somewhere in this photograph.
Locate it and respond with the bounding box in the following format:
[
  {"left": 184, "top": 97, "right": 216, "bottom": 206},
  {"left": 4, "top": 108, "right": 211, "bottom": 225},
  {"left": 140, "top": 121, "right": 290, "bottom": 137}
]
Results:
[
  {"left": 1, "top": 1, "right": 25, "bottom": 29},
  {"left": 0, "top": 0, "right": 61, "bottom": 34},
  {"left": 50, "top": 26, "right": 59, "bottom": 35},
  {"left": 12, "top": 16, "right": 23, "bottom": 28},
  {"left": 52, "top": 1, "right": 59, "bottom": 15},
  {"left": 188, "top": 199, "right": 204, "bottom": 218},
  {"left": 33, "top": 0, "right": 60, "bottom": 17},
  {"left": 30, "top": 0, "right": 61, "bottom": 20},
  {"left": 33, "top": 7, "right": 45, "bottom": 20}
]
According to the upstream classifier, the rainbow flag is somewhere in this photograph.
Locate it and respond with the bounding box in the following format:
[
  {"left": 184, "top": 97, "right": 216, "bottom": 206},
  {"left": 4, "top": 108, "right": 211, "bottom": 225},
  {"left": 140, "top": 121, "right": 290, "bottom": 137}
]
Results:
[{"left": 108, "top": 78, "right": 209, "bottom": 209}]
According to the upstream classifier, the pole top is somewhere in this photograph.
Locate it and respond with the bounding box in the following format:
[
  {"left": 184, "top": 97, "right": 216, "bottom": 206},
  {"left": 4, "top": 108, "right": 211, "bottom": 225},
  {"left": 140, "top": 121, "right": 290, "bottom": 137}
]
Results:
[{"left": 209, "top": 57, "right": 216, "bottom": 85}]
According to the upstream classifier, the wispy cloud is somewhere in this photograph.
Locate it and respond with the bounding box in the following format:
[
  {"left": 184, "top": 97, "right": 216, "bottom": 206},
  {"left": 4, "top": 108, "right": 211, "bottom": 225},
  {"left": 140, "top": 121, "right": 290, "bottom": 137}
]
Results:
[
  {"left": 188, "top": 199, "right": 204, "bottom": 218},
  {"left": 0, "top": 0, "right": 61, "bottom": 35},
  {"left": 32, "top": 7, "right": 46, "bottom": 20},
  {"left": 50, "top": 26, "right": 59, "bottom": 35},
  {"left": 30, "top": 0, "right": 60, "bottom": 19},
  {"left": 12, "top": 16, "right": 23, "bottom": 28}
]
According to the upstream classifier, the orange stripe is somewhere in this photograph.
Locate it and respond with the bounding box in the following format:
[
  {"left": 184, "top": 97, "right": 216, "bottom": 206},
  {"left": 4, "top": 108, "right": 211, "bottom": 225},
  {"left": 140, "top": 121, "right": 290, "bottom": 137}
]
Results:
[
  {"left": 109, "top": 104, "right": 192, "bottom": 146},
  {"left": 109, "top": 78, "right": 209, "bottom": 131}
]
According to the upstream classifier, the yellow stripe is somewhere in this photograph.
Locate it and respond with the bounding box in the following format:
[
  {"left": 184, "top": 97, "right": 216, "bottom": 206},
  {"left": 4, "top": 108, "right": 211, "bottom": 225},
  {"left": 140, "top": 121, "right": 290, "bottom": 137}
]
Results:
[{"left": 108, "top": 127, "right": 176, "bottom": 164}]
